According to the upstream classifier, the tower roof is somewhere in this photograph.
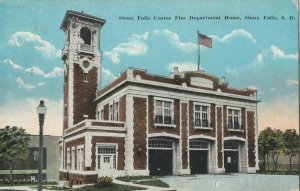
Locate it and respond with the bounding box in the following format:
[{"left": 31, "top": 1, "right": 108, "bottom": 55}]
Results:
[{"left": 60, "top": 10, "right": 106, "bottom": 30}]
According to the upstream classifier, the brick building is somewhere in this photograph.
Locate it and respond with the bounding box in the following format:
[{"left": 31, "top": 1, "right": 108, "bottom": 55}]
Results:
[{"left": 58, "top": 10, "right": 259, "bottom": 185}]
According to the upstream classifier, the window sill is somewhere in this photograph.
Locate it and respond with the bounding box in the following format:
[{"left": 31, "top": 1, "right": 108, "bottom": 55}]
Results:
[
  {"left": 228, "top": 129, "right": 244, "bottom": 132},
  {"left": 154, "top": 123, "right": 176, "bottom": 128},
  {"left": 194, "top": 126, "right": 213, "bottom": 130}
]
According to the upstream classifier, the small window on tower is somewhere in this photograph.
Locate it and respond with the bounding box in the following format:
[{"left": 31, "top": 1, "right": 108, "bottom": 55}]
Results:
[{"left": 84, "top": 73, "right": 88, "bottom": 82}]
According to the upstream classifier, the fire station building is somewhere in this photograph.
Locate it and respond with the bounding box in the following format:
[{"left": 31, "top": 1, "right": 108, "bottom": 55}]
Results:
[{"left": 58, "top": 10, "right": 259, "bottom": 185}]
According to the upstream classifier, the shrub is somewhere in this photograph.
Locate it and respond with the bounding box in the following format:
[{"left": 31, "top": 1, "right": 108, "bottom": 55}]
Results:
[{"left": 97, "top": 176, "right": 113, "bottom": 187}]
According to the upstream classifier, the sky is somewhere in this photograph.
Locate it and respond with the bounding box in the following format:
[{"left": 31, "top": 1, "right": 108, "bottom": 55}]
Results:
[{"left": 0, "top": 0, "right": 298, "bottom": 136}]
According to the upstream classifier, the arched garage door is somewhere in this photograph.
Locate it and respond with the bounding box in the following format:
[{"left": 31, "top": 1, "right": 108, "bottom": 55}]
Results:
[
  {"left": 148, "top": 139, "right": 173, "bottom": 176},
  {"left": 189, "top": 140, "right": 209, "bottom": 174}
]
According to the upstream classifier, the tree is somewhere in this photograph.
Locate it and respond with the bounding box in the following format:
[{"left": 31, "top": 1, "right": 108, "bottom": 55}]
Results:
[
  {"left": 259, "top": 127, "right": 273, "bottom": 171},
  {"left": 258, "top": 127, "right": 283, "bottom": 171},
  {"left": 282, "top": 129, "right": 299, "bottom": 171},
  {"left": 0, "top": 126, "right": 31, "bottom": 184},
  {"left": 269, "top": 129, "right": 283, "bottom": 171}
]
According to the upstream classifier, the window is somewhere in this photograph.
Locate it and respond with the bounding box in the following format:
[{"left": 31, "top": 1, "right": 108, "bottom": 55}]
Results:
[
  {"left": 83, "top": 73, "right": 88, "bottom": 82},
  {"left": 80, "top": 27, "right": 91, "bottom": 45},
  {"left": 109, "top": 102, "right": 119, "bottom": 121},
  {"left": 67, "top": 149, "right": 70, "bottom": 170},
  {"left": 228, "top": 109, "right": 241, "bottom": 130},
  {"left": 76, "top": 147, "right": 84, "bottom": 170},
  {"left": 71, "top": 148, "right": 75, "bottom": 170},
  {"left": 33, "top": 151, "right": 39, "bottom": 161},
  {"left": 96, "top": 111, "right": 100, "bottom": 120},
  {"left": 109, "top": 105, "right": 113, "bottom": 120},
  {"left": 194, "top": 104, "right": 209, "bottom": 127},
  {"left": 148, "top": 139, "right": 172, "bottom": 149},
  {"left": 114, "top": 102, "right": 119, "bottom": 121},
  {"left": 155, "top": 100, "right": 172, "bottom": 124},
  {"left": 189, "top": 140, "right": 208, "bottom": 149},
  {"left": 100, "top": 109, "right": 104, "bottom": 120}
]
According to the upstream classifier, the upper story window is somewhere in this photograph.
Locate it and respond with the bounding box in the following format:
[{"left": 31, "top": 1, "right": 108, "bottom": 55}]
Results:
[
  {"left": 109, "top": 105, "right": 113, "bottom": 120},
  {"left": 228, "top": 108, "right": 241, "bottom": 130},
  {"left": 80, "top": 27, "right": 91, "bottom": 45},
  {"left": 114, "top": 102, "right": 119, "bottom": 121},
  {"left": 100, "top": 109, "right": 104, "bottom": 120},
  {"left": 109, "top": 102, "right": 119, "bottom": 121},
  {"left": 194, "top": 104, "right": 210, "bottom": 128},
  {"left": 155, "top": 99, "right": 173, "bottom": 125}
]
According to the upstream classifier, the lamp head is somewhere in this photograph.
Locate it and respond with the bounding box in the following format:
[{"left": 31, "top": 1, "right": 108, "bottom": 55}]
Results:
[{"left": 37, "top": 100, "right": 47, "bottom": 115}]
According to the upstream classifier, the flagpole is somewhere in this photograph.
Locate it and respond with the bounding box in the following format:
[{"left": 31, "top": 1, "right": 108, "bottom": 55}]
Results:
[{"left": 197, "top": 31, "right": 200, "bottom": 71}]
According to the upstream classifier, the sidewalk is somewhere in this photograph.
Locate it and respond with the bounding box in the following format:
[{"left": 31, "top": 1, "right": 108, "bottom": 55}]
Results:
[{"left": 113, "top": 178, "right": 175, "bottom": 191}]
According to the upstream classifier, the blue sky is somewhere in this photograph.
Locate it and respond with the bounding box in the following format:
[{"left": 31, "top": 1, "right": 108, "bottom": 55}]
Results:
[{"left": 0, "top": 0, "right": 298, "bottom": 135}]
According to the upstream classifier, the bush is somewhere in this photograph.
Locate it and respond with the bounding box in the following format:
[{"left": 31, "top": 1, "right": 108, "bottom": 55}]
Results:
[{"left": 97, "top": 176, "right": 113, "bottom": 187}]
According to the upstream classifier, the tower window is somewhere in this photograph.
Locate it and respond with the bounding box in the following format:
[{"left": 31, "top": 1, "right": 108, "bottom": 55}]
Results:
[
  {"left": 84, "top": 73, "right": 88, "bottom": 82},
  {"left": 80, "top": 27, "right": 91, "bottom": 45}
]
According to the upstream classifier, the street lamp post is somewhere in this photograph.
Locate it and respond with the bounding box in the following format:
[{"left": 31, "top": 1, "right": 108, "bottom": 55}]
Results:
[{"left": 37, "top": 100, "right": 46, "bottom": 191}]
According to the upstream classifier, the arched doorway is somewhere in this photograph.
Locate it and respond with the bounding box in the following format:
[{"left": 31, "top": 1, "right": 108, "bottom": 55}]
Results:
[
  {"left": 224, "top": 140, "right": 240, "bottom": 173},
  {"left": 148, "top": 139, "right": 174, "bottom": 176},
  {"left": 189, "top": 140, "right": 209, "bottom": 174}
]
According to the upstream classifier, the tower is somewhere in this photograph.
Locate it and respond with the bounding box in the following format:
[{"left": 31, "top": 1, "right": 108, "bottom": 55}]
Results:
[{"left": 60, "top": 11, "right": 106, "bottom": 131}]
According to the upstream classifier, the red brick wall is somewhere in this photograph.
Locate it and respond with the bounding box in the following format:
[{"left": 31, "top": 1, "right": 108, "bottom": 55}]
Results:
[
  {"left": 65, "top": 137, "right": 85, "bottom": 170},
  {"left": 91, "top": 137, "right": 125, "bottom": 170},
  {"left": 119, "top": 95, "right": 126, "bottom": 122},
  {"left": 217, "top": 107, "right": 223, "bottom": 168},
  {"left": 188, "top": 101, "right": 215, "bottom": 137},
  {"left": 148, "top": 96, "right": 180, "bottom": 135},
  {"left": 247, "top": 111, "right": 256, "bottom": 167},
  {"left": 73, "top": 64, "right": 97, "bottom": 124},
  {"left": 133, "top": 97, "right": 147, "bottom": 170},
  {"left": 132, "top": 70, "right": 255, "bottom": 97},
  {"left": 181, "top": 103, "right": 188, "bottom": 169}
]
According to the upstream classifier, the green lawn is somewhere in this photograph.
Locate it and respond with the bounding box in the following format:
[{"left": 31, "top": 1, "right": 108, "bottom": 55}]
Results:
[
  {"left": 74, "top": 183, "right": 145, "bottom": 191},
  {"left": 116, "top": 176, "right": 158, "bottom": 182},
  {"left": 135, "top": 179, "right": 170, "bottom": 188},
  {"left": 116, "top": 176, "right": 170, "bottom": 188}
]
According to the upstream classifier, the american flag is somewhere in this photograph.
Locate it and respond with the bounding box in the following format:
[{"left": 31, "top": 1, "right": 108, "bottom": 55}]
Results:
[{"left": 198, "top": 33, "right": 212, "bottom": 48}]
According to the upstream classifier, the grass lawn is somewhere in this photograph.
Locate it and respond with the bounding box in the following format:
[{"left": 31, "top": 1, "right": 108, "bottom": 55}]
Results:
[
  {"left": 116, "top": 176, "right": 158, "bottom": 182},
  {"left": 135, "top": 179, "right": 170, "bottom": 188},
  {"left": 74, "top": 183, "right": 145, "bottom": 191},
  {"left": 116, "top": 176, "right": 170, "bottom": 188},
  {"left": 30, "top": 185, "right": 71, "bottom": 190}
]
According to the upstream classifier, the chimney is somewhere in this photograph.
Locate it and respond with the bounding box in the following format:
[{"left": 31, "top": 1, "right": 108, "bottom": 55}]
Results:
[{"left": 173, "top": 67, "right": 179, "bottom": 74}]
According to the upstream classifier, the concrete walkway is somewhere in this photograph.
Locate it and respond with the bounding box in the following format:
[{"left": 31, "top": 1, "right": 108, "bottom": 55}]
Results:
[{"left": 113, "top": 178, "right": 175, "bottom": 191}]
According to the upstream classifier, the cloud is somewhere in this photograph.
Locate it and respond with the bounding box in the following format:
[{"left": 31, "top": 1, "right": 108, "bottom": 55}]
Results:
[
  {"left": 101, "top": 67, "right": 116, "bottom": 81},
  {"left": 168, "top": 62, "right": 198, "bottom": 72},
  {"left": 258, "top": 94, "right": 298, "bottom": 132},
  {"left": 225, "top": 67, "right": 239, "bottom": 76},
  {"left": 0, "top": 98, "right": 63, "bottom": 136},
  {"left": 3, "top": 59, "right": 23, "bottom": 70},
  {"left": 104, "top": 32, "right": 148, "bottom": 64},
  {"left": 154, "top": 29, "right": 197, "bottom": 52},
  {"left": 24, "top": 66, "right": 63, "bottom": 78},
  {"left": 286, "top": 79, "right": 298, "bottom": 86},
  {"left": 251, "top": 45, "right": 297, "bottom": 67},
  {"left": 8, "top": 32, "right": 61, "bottom": 58},
  {"left": 15, "top": 77, "right": 44, "bottom": 90},
  {"left": 269, "top": 87, "right": 276, "bottom": 92},
  {"left": 270, "top": 45, "right": 298, "bottom": 60},
  {"left": 293, "top": 0, "right": 298, "bottom": 10},
  {"left": 247, "top": 85, "right": 258, "bottom": 90},
  {"left": 210, "top": 29, "right": 256, "bottom": 43}
]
